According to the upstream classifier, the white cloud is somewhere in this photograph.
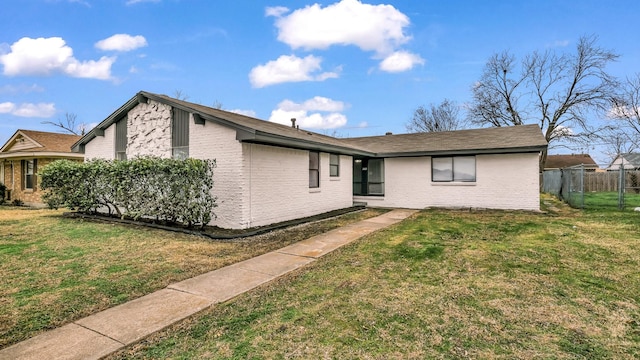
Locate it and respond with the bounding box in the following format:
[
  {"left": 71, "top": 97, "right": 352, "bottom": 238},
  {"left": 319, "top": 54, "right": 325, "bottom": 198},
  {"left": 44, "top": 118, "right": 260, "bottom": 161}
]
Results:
[
  {"left": 549, "top": 40, "right": 570, "bottom": 48},
  {"left": 249, "top": 54, "right": 339, "bottom": 88},
  {"left": 95, "top": 34, "right": 147, "bottom": 52},
  {"left": 125, "top": 0, "right": 160, "bottom": 5},
  {"left": 228, "top": 109, "right": 257, "bottom": 117},
  {"left": 0, "top": 37, "right": 115, "bottom": 80},
  {"left": 551, "top": 125, "right": 574, "bottom": 138},
  {"left": 379, "top": 50, "right": 425, "bottom": 72},
  {"left": 0, "top": 102, "right": 56, "bottom": 118},
  {"left": 0, "top": 102, "right": 15, "bottom": 113},
  {"left": 265, "top": 6, "right": 289, "bottom": 17},
  {"left": 269, "top": 97, "right": 348, "bottom": 129},
  {"left": 272, "top": 0, "right": 411, "bottom": 55},
  {"left": 0, "top": 84, "right": 44, "bottom": 94}
]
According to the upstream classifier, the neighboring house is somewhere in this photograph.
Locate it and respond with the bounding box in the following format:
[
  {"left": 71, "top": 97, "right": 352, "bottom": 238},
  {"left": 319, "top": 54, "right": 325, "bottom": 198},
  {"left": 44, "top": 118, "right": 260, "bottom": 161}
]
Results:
[
  {"left": 544, "top": 154, "right": 599, "bottom": 172},
  {"left": 72, "top": 91, "right": 548, "bottom": 229},
  {"left": 0, "top": 130, "right": 83, "bottom": 205},
  {"left": 606, "top": 153, "right": 640, "bottom": 171}
]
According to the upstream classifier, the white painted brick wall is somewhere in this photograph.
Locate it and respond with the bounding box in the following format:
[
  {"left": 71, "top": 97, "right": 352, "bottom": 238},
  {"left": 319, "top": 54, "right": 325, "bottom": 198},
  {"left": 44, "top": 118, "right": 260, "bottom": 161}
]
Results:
[
  {"left": 246, "top": 145, "right": 353, "bottom": 228},
  {"left": 188, "top": 120, "right": 248, "bottom": 229},
  {"left": 127, "top": 100, "right": 172, "bottom": 158},
  {"left": 354, "top": 153, "right": 540, "bottom": 211},
  {"left": 84, "top": 123, "right": 115, "bottom": 160}
]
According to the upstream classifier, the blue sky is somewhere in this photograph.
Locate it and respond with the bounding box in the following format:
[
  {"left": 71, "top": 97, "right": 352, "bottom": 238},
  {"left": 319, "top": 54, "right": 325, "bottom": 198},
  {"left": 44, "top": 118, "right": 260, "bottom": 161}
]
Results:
[{"left": 1, "top": 0, "right": 639, "bottom": 164}]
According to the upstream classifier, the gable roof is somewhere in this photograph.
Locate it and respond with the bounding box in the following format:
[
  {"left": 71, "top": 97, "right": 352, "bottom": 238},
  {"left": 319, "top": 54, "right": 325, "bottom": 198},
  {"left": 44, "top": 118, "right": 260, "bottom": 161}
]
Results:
[
  {"left": 544, "top": 154, "right": 598, "bottom": 169},
  {"left": 611, "top": 153, "right": 640, "bottom": 169},
  {"left": 1, "top": 129, "right": 82, "bottom": 158},
  {"left": 73, "top": 90, "right": 547, "bottom": 157}
]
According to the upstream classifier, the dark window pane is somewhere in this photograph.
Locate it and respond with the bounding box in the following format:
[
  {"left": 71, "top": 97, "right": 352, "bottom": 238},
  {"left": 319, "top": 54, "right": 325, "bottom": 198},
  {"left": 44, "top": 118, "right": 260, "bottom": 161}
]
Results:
[
  {"left": 309, "top": 152, "right": 319, "bottom": 188},
  {"left": 330, "top": 154, "right": 339, "bottom": 177},
  {"left": 309, "top": 170, "right": 319, "bottom": 188}
]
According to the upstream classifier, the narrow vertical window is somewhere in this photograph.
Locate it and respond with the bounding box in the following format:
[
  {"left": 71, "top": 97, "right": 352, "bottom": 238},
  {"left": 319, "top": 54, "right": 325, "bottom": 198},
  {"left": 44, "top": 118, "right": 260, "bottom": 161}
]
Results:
[
  {"left": 23, "top": 159, "right": 36, "bottom": 190},
  {"left": 115, "top": 118, "right": 127, "bottom": 160},
  {"left": 172, "top": 108, "right": 190, "bottom": 160},
  {"left": 309, "top": 151, "right": 319, "bottom": 188},
  {"left": 330, "top": 153, "right": 340, "bottom": 177}
]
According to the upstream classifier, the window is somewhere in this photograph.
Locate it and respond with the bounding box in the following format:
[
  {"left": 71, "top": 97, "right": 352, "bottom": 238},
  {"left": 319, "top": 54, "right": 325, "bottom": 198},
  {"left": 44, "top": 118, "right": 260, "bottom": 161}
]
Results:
[
  {"left": 172, "top": 108, "right": 190, "bottom": 160},
  {"left": 309, "top": 151, "right": 319, "bottom": 188},
  {"left": 353, "top": 158, "right": 384, "bottom": 195},
  {"left": 432, "top": 156, "right": 476, "bottom": 182},
  {"left": 22, "top": 159, "right": 36, "bottom": 190},
  {"left": 330, "top": 154, "right": 340, "bottom": 177},
  {"left": 115, "top": 118, "right": 127, "bottom": 160}
]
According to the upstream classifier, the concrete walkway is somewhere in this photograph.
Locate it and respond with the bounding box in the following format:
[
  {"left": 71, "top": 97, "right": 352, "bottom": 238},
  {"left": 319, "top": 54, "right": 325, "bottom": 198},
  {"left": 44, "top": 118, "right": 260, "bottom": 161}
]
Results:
[{"left": 0, "top": 209, "right": 417, "bottom": 360}]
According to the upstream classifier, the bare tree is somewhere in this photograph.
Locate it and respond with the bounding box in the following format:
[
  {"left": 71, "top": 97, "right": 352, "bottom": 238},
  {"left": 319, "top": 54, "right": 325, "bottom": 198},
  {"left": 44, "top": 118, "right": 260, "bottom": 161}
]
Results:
[
  {"left": 42, "top": 112, "right": 87, "bottom": 135},
  {"left": 611, "top": 74, "right": 640, "bottom": 137},
  {"left": 211, "top": 99, "right": 223, "bottom": 109},
  {"left": 468, "top": 35, "right": 620, "bottom": 170},
  {"left": 173, "top": 90, "right": 189, "bottom": 100},
  {"left": 601, "top": 128, "right": 639, "bottom": 163},
  {"left": 407, "top": 99, "right": 463, "bottom": 133}
]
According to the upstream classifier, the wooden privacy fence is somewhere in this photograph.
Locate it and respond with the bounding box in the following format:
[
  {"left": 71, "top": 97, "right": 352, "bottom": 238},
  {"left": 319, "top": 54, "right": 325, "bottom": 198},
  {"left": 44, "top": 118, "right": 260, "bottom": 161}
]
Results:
[{"left": 583, "top": 171, "right": 640, "bottom": 192}]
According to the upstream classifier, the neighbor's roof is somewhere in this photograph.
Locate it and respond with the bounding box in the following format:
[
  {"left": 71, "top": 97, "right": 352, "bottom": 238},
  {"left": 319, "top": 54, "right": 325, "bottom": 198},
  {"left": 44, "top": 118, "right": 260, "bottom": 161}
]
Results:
[
  {"left": 73, "top": 90, "right": 547, "bottom": 156},
  {"left": 1, "top": 129, "right": 82, "bottom": 158},
  {"left": 342, "top": 124, "right": 547, "bottom": 156},
  {"left": 620, "top": 153, "right": 640, "bottom": 166},
  {"left": 544, "top": 154, "right": 598, "bottom": 169}
]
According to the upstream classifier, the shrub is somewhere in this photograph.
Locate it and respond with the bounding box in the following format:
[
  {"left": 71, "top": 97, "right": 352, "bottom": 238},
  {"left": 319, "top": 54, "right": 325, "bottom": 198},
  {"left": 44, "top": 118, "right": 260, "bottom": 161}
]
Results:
[
  {"left": 0, "top": 182, "right": 5, "bottom": 205},
  {"left": 40, "top": 157, "right": 216, "bottom": 227}
]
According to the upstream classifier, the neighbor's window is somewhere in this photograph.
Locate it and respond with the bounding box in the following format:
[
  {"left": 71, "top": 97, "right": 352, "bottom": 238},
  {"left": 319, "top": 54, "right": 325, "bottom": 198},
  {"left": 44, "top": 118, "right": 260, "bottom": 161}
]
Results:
[
  {"left": 309, "top": 151, "right": 320, "bottom": 188},
  {"left": 330, "top": 153, "right": 340, "bottom": 177},
  {"left": 172, "top": 108, "right": 190, "bottom": 160},
  {"left": 115, "top": 118, "right": 127, "bottom": 160},
  {"left": 432, "top": 156, "right": 476, "bottom": 182},
  {"left": 22, "top": 159, "right": 36, "bottom": 190}
]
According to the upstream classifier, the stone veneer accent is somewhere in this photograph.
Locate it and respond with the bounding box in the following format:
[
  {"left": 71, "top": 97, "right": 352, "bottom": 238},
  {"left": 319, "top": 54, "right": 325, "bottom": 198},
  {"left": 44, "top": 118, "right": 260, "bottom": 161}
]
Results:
[{"left": 127, "top": 100, "right": 172, "bottom": 158}]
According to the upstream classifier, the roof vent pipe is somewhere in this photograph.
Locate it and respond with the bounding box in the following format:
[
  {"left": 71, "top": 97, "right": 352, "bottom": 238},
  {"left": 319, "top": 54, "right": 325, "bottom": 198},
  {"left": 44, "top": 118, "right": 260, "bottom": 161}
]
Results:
[
  {"left": 291, "top": 118, "right": 296, "bottom": 128},
  {"left": 385, "top": 132, "right": 393, "bottom": 135}
]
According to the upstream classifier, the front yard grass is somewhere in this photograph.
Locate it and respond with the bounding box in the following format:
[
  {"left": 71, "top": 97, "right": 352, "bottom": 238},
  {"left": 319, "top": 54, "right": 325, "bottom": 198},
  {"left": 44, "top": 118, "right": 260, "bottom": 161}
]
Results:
[
  {"left": 110, "top": 198, "right": 640, "bottom": 359},
  {"left": 0, "top": 206, "right": 386, "bottom": 349}
]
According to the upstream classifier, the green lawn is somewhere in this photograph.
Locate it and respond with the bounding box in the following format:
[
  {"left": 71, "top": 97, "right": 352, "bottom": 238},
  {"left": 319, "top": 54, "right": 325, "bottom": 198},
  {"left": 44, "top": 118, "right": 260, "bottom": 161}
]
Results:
[
  {"left": 565, "top": 191, "right": 640, "bottom": 210},
  {"left": 0, "top": 206, "right": 385, "bottom": 349},
  {"left": 110, "top": 198, "right": 640, "bottom": 359}
]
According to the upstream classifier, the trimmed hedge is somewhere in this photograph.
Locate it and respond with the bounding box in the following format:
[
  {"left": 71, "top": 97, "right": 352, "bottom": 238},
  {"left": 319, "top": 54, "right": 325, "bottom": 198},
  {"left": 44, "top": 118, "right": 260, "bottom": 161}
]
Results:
[{"left": 40, "top": 157, "right": 216, "bottom": 227}]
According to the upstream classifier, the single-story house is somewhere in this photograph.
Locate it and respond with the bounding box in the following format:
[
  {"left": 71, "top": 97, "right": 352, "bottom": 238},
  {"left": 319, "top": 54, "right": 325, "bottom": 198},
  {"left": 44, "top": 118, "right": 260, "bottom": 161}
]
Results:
[
  {"left": 72, "top": 91, "right": 548, "bottom": 229},
  {"left": 606, "top": 153, "right": 640, "bottom": 171},
  {"left": 544, "top": 154, "right": 599, "bottom": 172},
  {"left": 1, "top": 129, "right": 83, "bottom": 205}
]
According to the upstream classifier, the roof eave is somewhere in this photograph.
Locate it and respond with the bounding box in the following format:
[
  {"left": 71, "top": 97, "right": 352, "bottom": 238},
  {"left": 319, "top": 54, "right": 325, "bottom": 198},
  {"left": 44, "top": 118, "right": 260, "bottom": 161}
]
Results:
[
  {"left": 238, "top": 131, "right": 375, "bottom": 156},
  {"left": 72, "top": 93, "right": 142, "bottom": 153},
  {"left": 375, "top": 145, "right": 547, "bottom": 158},
  {"left": 0, "top": 152, "right": 85, "bottom": 160}
]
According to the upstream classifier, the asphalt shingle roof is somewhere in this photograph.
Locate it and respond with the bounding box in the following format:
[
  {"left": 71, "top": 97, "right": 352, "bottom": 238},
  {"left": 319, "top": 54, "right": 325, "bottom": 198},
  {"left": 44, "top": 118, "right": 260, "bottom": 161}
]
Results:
[
  {"left": 2, "top": 130, "right": 81, "bottom": 153},
  {"left": 341, "top": 124, "right": 547, "bottom": 156},
  {"left": 544, "top": 154, "right": 598, "bottom": 169},
  {"left": 74, "top": 91, "right": 548, "bottom": 157}
]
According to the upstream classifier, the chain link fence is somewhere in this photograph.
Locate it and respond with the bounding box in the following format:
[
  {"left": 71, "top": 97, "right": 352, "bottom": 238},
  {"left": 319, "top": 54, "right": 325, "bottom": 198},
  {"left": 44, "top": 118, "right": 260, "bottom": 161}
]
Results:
[{"left": 543, "top": 164, "right": 640, "bottom": 210}]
